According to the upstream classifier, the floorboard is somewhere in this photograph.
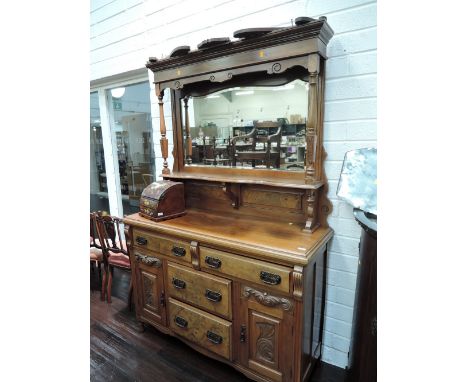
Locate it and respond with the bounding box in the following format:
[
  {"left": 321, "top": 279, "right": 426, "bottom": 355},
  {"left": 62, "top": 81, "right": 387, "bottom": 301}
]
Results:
[{"left": 90, "top": 267, "right": 347, "bottom": 382}]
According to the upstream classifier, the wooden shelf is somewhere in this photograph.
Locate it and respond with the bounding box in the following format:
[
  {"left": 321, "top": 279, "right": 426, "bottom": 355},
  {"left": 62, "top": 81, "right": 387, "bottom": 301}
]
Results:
[
  {"left": 162, "top": 171, "right": 324, "bottom": 190},
  {"left": 124, "top": 210, "right": 333, "bottom": 266}
]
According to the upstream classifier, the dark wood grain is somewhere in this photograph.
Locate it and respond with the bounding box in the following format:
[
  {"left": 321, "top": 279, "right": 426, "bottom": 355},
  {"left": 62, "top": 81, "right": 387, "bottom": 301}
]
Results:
[
  {"left": 131, "top": 18, "right": 336, "bottom": 382},
  {"left": 90, "top": 270, "right": 346, "bottom": 382}
]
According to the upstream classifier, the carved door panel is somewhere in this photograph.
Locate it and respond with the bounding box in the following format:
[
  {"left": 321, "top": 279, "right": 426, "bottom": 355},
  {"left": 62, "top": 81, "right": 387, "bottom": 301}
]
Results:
[
  {"left": 134, "top": 257, "right": 166, "bottom": 327},
  {"left": 238, "top": 284, "right": 295, "bottom": 382}
]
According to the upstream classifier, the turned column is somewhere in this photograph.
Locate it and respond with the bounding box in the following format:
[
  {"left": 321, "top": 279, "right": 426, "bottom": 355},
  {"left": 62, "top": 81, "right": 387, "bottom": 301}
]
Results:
[
  {"left": 305, "top": 54, "right": 321, "bottom": 184},
  {"left": 156, "top": 85, "right": 170, "bottom": 174},
  {"left": 183, "top": 96, "right": 192, "bottom": 164}
]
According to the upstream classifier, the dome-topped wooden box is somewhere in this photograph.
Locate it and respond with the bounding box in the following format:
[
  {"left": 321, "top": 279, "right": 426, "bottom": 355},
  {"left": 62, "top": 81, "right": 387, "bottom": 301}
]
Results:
[{"left": 139, "top": 180, "right": 186, "bottom": 222}]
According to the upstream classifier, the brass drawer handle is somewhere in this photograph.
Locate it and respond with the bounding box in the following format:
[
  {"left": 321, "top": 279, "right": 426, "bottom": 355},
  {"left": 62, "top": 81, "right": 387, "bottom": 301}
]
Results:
[
  {"left": 174, "top": 316, "right": 188, "bottom": 328},
  {"left": 205, "top": 256, "right": 222, "bottom": 269},
  {"left": 205, "top": 289, "right": 222, "bottom": 302},
  {"left": 172, "top": 245, "right": 186, "bottom": 257},
  {"left": 172, "top": 277, "right": 186, "bottom": 290},
  {"left": 136, "top": 236, "right": 147, "bottom": 245},
  {"left": 135, "top": 253, "right": 161, "bottom": 268},
  {"left": 206, "top": 330, "right": 223, "bottom": 345},
  {"left": 260, "top": 271, "right": 281, "bottom": 285}
]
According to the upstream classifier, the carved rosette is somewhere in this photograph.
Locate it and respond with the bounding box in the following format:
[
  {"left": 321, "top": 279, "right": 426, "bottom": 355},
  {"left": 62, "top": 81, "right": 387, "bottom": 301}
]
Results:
[
  {"left": 292, "top": 266, "right": 303, "bottom": 301},
  {"left": 256, "top": 323, "right": 275, "bottom": 363},
  {"left": 243, "top": 286, "right": 293, "bottom": 311}
]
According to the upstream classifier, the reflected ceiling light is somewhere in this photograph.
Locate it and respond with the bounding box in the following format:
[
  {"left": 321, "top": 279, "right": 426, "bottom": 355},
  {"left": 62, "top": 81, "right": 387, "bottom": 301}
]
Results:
[
  {"left": 235, "top": 90, "right": 254, "bottom": 96},
  {"left": 207, "top": 94, "right": 220, "bottom": 99},
  {"left": 111, "top": 87, "right": 126, "bottom": 98}
]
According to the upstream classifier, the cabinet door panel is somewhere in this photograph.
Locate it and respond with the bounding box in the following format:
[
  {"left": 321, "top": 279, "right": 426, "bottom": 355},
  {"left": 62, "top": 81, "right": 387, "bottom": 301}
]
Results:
[
  {"left": 238, "top": 284, "right": 295, "bottom": 382},
  {"left": 135, "top": 260, "right": 166, "bottom": 326}
]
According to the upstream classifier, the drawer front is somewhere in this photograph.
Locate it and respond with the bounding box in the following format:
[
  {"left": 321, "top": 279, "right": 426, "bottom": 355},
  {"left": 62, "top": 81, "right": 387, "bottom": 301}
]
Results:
[
  {"left": 167, "top": 262, "right": 232, "bottom": 319},
  {"left": 133, "top": 229, "right": 191, "bottom": 264},
  {"left": 200, "top": 247, "right": 291, "bottom": 294},
  {"left": 168, "top": 298, "right": 231, "bottom": 360}
]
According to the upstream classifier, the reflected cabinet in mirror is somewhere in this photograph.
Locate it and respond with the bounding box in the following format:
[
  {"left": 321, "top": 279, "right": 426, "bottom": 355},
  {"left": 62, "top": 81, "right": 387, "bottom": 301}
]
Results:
[{"left": 181, "top": 80, "right": 308, "bottom": 171}]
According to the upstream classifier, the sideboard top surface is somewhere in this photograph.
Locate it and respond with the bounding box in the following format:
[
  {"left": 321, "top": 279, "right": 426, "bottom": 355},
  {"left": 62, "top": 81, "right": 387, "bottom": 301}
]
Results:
[{"left": 124, "top": 211, "right": 332, "bottom": 266}]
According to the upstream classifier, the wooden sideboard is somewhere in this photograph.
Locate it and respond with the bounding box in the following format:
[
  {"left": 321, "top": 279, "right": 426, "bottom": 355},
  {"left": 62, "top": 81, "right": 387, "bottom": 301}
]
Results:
[
  {"left": 124, "top": 17, "right": 334, "bottom": 382},
  {"left": 124, "top": 210, "right": 332, "bottom": 382}
]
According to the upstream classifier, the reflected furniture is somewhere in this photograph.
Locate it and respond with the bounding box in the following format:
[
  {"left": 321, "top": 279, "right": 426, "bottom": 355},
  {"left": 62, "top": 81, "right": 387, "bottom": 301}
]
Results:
[
  {"left": 96, "top": 214, "right": 133, "bottom": 309},
  {"left": 125, "top": 17, "right": 334, "bottom": 382},
  {"left": 232, "top": 121, "right": 282, "bottom": 168}
]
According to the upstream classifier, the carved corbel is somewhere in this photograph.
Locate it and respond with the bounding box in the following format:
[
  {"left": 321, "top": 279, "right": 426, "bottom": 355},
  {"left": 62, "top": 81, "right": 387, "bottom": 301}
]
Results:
[
  {"left": 292, "top": 265, "right": 304, "bottom": 301},
  {"left": 222, "top": 182, "right": 240, "bottom": 209},
  {"left": 303, "top": 190, "right": 317, "bottom": 232}
]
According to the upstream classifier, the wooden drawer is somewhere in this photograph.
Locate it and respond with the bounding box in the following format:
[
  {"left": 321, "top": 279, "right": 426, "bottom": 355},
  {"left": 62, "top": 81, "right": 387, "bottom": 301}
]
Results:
[
  {"left": 168, "top": 298, "right": 232, "bottom": 360},
  {"left": 167, "top": 262, "right": 232, "bottom": 320},
  {"left": 200, "top": 247, "right": 291, "bottom": 294},
  {"left": 132, "top": 229, "right": 191, "bottom": 264}
]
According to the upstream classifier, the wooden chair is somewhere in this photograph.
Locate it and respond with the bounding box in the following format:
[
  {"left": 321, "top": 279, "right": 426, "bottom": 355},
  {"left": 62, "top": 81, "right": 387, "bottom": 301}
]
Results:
[
  {"left": 90, "top": 212, "right": 103, "bottom": 281},
  {"left": 95, "top": 214, "right": 133, "bottom": 309},
  {"left": 202, "top": 137, "right": 231, "bottom": 166},
  {"left": 231, "top": 121, "right": 282, "bottom": 168}
]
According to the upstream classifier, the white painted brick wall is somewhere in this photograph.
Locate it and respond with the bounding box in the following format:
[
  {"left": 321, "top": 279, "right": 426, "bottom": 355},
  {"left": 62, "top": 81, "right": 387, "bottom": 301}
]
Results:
[{"left": 90, "top": 0, "right": 377, "bottom": 368}]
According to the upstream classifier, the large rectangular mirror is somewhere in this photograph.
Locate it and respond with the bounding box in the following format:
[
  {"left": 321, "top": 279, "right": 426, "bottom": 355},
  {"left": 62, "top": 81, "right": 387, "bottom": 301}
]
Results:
[{"left": 181, "top": 79, "right": 308, "bottom": 171}]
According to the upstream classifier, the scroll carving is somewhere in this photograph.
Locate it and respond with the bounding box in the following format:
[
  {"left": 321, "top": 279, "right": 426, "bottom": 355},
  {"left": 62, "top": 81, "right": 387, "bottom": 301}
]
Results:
[
  {"left": 292, "top": 265, "right": 303, "bottom": 301},
  {"left": 143, "top": 275, "right": 154, "bottom": 308},
  {"left": 190, "top": 241, "right": 200, "bottom": 270},
  {"left": 135, "top": 252, "right": 162, "bottom": 267},
  {"left": 156, "top": 86, "right": 170, "bottom": 174},
  {"left": 243, "top": 286, "right": 293, "bottom": 311},
  {"left": 256, "top": 323, "right": 275, "bottom": 363}
]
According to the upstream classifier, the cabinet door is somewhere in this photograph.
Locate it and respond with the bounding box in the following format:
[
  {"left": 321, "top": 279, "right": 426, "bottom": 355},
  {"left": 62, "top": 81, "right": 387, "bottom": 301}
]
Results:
[
  {"left": 238, "top": 285, "right": 295, "bottom": 382},
  {"left": 134, "top": 254, "right": 166, "bottom": 327}
]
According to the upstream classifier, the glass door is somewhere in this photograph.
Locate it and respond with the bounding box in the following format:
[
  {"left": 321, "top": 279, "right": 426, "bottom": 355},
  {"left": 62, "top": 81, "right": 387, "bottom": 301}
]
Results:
[
  {"left": 90, "top": 91, "right": 110, "bottom": 213},
  {"left": 106, "top": 82, "right": 155, "bottom": 215}
]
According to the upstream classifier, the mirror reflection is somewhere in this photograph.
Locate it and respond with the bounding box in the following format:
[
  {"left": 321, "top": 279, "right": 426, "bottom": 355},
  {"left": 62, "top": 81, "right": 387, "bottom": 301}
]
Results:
[{"left": 182, "top": 79, "right": 308, "bottom": 171}]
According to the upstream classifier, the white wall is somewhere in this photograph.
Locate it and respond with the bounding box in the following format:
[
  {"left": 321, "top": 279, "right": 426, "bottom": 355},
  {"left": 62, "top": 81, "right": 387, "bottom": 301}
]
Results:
[{"left": 91, "top": 0, "right": 377, "bottom": 368}]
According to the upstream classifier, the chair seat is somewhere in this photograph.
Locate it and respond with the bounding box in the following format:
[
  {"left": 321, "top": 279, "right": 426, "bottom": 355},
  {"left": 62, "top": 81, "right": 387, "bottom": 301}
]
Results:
[
  {"left": 108, "top": 253, "right": 130, "bottom": 268},
  {"left": 90, "top": 247, "right": 103, "bottom": 261}
]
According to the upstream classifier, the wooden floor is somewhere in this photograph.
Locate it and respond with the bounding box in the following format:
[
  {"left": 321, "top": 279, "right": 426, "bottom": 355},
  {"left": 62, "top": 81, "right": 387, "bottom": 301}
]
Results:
[{"left": 90, "top": 267, "right": 347, "bottom": 382}]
